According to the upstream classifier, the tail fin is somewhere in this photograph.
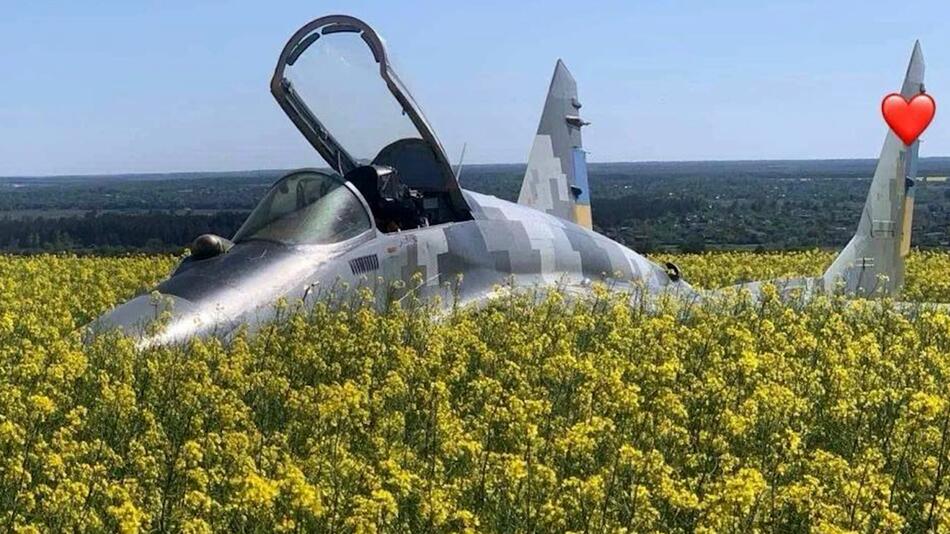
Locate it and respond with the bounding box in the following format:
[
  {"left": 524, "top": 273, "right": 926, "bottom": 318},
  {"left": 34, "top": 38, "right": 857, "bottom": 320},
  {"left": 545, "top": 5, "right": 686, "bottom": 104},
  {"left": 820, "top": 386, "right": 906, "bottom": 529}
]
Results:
[
  {"left": 823, "top": 41, "right": 925, "bottom": 296},
  {"left": 518, "top": 60, "right": 593, "bottom": 229}
]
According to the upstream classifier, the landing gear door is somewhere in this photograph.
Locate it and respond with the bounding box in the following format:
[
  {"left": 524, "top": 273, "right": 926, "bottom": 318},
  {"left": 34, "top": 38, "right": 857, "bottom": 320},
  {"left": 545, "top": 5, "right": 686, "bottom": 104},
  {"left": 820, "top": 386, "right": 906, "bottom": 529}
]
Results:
[{"left": 271, "top": 15, "right": 470, "bottom": 220}]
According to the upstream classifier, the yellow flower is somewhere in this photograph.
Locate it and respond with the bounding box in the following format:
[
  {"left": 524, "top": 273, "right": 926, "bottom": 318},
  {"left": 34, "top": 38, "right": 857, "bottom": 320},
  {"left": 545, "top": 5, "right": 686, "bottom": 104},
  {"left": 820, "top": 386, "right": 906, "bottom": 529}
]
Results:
[{"left": 1, "top": 251, "right": 950, "bottom": 531}]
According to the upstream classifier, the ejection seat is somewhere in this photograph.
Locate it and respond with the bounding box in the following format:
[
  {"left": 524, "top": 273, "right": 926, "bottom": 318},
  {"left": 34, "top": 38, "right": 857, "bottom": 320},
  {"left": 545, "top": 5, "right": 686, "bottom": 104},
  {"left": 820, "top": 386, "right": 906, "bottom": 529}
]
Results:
[{"left": 344, "top": 165, "right": 426, "bottom": 233}]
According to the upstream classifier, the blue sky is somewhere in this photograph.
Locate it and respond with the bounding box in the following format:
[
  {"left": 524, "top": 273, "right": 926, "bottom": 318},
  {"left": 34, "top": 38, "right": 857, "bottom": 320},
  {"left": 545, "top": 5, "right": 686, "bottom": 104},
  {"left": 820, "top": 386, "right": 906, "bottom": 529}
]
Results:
[{"left": 0, "top": 0, "right": 947, "bottom": 175}]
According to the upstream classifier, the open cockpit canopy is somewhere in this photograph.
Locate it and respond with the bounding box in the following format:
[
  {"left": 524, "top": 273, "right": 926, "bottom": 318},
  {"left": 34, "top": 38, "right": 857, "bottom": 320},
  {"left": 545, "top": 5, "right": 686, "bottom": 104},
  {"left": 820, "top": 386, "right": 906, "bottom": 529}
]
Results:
[{"left": 271, "top": 15, "right": 470, "bottom": 222}]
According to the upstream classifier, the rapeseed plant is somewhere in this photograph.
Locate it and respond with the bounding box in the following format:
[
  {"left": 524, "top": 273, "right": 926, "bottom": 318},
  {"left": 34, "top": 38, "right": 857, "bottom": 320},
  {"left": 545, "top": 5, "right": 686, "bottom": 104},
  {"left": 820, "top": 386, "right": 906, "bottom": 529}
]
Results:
[{"left": 0, "top": 251, "right": 948, "bottom": 532}]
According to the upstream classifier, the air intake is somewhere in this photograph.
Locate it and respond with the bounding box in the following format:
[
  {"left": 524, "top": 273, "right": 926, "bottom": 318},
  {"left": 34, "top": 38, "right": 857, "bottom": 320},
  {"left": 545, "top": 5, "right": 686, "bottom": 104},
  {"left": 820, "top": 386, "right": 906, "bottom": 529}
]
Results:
[{"left": 349, "top": 254, "right": 379, "bottom": 275}]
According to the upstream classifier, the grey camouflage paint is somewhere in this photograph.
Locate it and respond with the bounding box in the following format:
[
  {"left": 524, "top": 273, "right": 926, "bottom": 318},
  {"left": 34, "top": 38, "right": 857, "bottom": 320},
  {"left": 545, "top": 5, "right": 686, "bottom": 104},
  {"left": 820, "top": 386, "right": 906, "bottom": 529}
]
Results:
[
  {"left": 89, "top": 16, "right": 930, "bottom": 347},
  {"left": 821, "top": 42, "right": 925, "bottom": 296},
  {"left": 517, "top": 60, "right": 590, "bottom": 225},
  {"left": 734, "top": 42, "right": 925, "bottom": 301},
  {"left": 92, "top": 189, "right": 684, "bottom": 347}
]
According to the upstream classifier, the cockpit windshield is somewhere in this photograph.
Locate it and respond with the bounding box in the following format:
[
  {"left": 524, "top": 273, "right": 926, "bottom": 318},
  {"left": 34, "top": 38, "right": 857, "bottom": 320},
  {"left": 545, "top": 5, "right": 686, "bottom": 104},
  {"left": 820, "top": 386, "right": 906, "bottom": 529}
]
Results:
[
  {"left": 283, "top": 29, "right": 419, "bottom": 165},
  {"left": 233, "top": 171, "right": 372, "bottom": 246}
]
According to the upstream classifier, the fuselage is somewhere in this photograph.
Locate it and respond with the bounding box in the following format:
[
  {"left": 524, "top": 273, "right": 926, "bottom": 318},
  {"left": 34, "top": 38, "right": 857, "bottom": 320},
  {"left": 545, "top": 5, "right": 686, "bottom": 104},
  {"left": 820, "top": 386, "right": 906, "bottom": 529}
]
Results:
[
  {"left": 87, "top": 13, "right": 700, "bottom": 347},
  {"left": 88, "top": 15, "right": 938, "bottom": 347},
  {"left": 92, "top": 190, "right": 684, "bottom": 346}
]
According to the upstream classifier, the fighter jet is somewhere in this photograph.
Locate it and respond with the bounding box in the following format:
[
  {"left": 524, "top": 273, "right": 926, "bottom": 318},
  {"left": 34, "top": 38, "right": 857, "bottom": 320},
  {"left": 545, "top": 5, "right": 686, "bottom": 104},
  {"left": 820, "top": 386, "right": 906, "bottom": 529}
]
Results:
[{"left": 92, "top": 15, "right": 928, "bottom": 346}]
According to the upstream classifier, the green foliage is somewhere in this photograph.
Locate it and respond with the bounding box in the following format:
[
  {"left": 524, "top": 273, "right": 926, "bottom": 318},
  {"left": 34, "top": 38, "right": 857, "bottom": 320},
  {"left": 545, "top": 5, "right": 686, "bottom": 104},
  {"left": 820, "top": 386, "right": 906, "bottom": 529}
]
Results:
[
  {"left": 4, "top": 159, "right": 950, "bottom": 253},
  {"left": 2, "top": 252, "right": 950, "bottom": 532}
]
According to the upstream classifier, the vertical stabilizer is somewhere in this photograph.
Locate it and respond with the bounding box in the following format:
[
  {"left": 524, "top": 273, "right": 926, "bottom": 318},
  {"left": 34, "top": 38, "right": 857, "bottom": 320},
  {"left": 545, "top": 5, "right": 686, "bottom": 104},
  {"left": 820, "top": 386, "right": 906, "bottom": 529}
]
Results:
[
  {"left": 823, "top": 42, "right": 925, "bottom": 296},
  {"left": 518, "top": 60, "right": 593, "bottom": 228}
]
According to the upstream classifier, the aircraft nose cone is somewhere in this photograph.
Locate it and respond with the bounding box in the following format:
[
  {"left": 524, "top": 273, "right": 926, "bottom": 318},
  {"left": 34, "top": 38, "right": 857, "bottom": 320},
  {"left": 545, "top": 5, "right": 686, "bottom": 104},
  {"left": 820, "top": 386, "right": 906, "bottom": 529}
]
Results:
[{"left": 88, "top": 292, "right": 229, "bottom": 348}]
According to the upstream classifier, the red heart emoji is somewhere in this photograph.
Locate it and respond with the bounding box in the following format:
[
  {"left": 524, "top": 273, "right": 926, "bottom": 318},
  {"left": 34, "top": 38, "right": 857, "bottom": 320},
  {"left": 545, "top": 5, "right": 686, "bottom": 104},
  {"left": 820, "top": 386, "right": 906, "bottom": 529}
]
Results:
[{"left": 881, "top": 92, "right": 936, "bottom": 145}]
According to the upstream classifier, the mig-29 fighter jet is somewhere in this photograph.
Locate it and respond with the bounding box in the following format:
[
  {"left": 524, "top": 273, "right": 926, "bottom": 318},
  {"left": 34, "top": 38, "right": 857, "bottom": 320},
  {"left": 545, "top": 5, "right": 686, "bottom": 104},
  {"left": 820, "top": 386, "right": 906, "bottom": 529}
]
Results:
[{"left": 92, "top": 15, "right": 928, "bottom": 346}]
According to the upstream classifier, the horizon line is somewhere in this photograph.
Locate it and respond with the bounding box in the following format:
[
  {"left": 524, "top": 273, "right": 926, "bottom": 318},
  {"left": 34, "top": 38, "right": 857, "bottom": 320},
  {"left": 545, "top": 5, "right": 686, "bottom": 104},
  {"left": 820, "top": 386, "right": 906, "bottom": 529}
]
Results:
[{"left": 4, "top": 155, "right": 950, "bottom": 180}]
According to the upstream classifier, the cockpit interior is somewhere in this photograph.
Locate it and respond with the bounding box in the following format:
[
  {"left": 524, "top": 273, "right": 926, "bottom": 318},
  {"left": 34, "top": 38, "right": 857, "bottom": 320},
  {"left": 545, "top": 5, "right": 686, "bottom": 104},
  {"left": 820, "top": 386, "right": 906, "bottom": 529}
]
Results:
[{"left": 344, "top": 137, "right": 467, "bottom": 232}]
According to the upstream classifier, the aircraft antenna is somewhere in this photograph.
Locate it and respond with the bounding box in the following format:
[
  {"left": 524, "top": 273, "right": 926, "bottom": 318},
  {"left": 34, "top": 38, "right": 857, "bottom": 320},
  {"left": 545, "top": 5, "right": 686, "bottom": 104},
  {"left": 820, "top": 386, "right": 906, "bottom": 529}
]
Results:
[{"left": 454, "top": 142, "right": 467, "bottom": 181}]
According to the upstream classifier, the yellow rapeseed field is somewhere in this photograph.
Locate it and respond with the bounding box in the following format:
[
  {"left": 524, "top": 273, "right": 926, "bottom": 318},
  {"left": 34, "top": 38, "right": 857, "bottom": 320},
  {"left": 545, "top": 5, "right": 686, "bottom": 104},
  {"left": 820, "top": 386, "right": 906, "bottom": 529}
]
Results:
[{"left": 2, "top": 251, "right": 950, "bottom": 532}]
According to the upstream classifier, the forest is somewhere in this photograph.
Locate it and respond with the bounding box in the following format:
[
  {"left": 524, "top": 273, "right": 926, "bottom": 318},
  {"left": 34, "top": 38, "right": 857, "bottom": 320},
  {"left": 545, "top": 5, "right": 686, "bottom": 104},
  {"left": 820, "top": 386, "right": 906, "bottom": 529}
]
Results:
[{"left": 1, "top": 158, "right": 949, "bottom": 253}]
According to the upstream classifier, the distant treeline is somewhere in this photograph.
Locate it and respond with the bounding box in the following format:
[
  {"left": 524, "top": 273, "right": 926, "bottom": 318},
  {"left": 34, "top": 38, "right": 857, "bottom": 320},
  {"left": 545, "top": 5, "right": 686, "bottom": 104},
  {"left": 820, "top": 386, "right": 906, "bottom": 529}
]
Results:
[
  {"left": 1, "top": 159, "right": 949, "bottom": 253},
  {"left": 593, "top": 194, "right": 702, "bottom": 227},
  {"left": 0, "top": 212, "right": 247, "bottom": 253},
  {"left": 0, "top": 192, "right": 704, "bottom": 254}
]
